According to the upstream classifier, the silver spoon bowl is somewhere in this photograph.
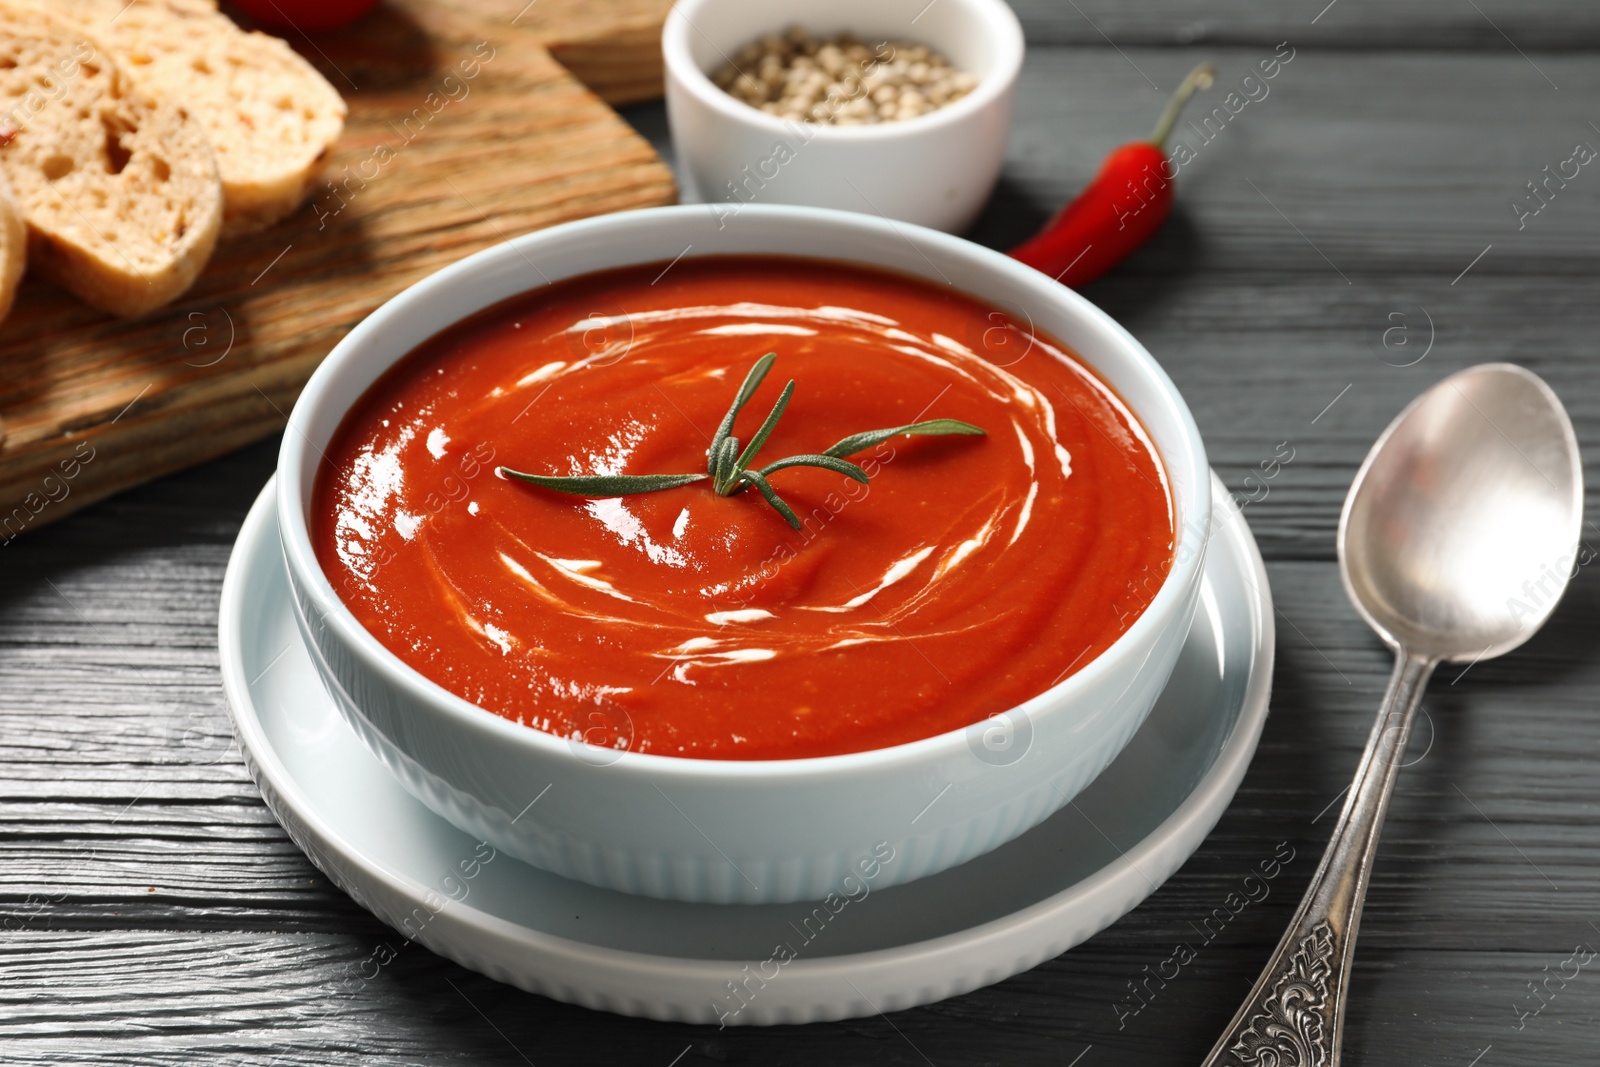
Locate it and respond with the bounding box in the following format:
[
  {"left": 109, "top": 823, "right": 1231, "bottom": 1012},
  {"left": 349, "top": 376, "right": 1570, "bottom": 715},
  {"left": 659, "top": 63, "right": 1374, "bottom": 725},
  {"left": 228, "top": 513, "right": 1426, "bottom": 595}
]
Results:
[{"left": 1201, "top": 363, "right": 1582, "bottom": 1067}]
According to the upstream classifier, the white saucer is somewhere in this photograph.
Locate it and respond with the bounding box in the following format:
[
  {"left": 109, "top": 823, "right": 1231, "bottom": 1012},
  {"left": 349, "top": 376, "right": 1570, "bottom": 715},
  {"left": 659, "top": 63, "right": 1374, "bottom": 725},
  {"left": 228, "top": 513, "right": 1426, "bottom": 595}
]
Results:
[{"left": 219, "top": 472, "right": 1273, "bottom": 1025}]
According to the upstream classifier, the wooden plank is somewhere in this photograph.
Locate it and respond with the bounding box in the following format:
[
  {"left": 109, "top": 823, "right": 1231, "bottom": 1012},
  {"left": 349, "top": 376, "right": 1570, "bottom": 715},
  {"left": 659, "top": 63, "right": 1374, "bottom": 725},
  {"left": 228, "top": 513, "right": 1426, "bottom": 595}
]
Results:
[
  {"left": 975, "top": 48, "right": 1600, "bottom": 276},
  {"left": 518, "top": 0, "right": 676, "bottom": 105},
  {"left": 385, "top": 0, "right": 1600, "bottom": 61},
  {"left": 0, "top": 932, "right": 1592, "bottom": 1064},
  {"left": 329, "top": 0, "right": 675, "bottom": 106},
  {"left": 0, "top": 0, "right": 676, "bottom": 544},
  {"left": 1082, "top": 273, "right": 1600, "bottom": 559},
  {"left": 1007, "top": 0, "right": 1600, "bottom": 49}
]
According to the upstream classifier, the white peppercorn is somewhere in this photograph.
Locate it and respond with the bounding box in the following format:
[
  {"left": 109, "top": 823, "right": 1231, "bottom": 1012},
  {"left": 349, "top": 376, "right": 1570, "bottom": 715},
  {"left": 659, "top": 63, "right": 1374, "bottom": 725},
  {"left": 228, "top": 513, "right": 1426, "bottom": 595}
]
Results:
[{"left": 711, "top": 25, "right": 977, "bottom": 125}]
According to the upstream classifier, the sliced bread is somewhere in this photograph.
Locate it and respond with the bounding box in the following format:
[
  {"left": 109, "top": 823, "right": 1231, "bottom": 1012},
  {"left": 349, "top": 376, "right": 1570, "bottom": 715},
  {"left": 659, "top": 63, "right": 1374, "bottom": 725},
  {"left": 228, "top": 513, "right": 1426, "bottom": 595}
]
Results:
[
  {"left": 59, "top": 0, "right": 347, "bottom": 234},
  {"left": 0, "top": 166, "right": 25, "bottom": 322},
  {"left": 0, "top": 4, "right": 222, "bottom": 317}
]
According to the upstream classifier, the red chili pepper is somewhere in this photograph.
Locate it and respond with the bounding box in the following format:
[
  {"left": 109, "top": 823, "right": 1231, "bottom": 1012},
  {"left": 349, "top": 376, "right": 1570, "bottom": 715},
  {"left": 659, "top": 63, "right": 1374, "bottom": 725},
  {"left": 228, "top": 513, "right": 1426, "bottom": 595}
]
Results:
[{"left": 1010, "top": 63, "right": 1215, "bottom": 288}]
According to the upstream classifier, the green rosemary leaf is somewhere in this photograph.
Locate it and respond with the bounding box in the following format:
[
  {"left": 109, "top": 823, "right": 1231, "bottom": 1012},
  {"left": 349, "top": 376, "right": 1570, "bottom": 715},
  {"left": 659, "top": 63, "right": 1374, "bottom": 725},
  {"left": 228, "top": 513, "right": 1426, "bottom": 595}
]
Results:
[
  {"left": 734, "top": 379, "right": 796, "bottom": 472},
  {"left": 709, "top": 352, "right": 776, "bottom": 467},
  {"left": 822, "top": 418, "right": 987, "bottom": 459},
  {"left": 758, "top": 453, "right": 870, "bottom": 483},
  {"left": 498, "top": 468, "right": 707, "bottom": 495},
  {"left": 711, "top": 435, "right": 744, "bottom": 495},
  {"left": 735, "top": 468, "right": 801, "bottom": 529}
]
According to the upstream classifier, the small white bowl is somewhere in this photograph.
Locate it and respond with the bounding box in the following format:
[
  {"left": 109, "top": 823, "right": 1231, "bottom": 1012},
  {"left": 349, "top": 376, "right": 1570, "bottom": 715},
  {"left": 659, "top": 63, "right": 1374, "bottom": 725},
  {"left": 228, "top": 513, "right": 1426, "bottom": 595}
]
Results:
[
  {"left": 662, "top": 0, "right": 1024, "bottom": 233},
  {"left": 276, "top": 205, "right": 1210, "bottom": 905}
]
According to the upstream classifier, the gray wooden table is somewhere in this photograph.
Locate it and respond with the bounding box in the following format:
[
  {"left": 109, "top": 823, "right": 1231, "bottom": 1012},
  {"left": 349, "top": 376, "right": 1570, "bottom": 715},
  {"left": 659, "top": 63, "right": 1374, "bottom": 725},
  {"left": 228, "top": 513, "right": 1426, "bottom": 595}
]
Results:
[{"left": 5, "top": 2, "right": 1599, "bottom": 1063}]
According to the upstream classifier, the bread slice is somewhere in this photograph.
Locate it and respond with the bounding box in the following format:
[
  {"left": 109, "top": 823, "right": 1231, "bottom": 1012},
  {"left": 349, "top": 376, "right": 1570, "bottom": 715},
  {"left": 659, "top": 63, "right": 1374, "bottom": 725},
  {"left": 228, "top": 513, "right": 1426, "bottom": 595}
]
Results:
[
  {"left": 0, "top": 167, "right": 25, "bottom": 323},
  {"left": 0, "top": 4, "right": 222, "bottom": 317},
  {"left": 58, "top": 0, "right": 347, "bottom": 234}
]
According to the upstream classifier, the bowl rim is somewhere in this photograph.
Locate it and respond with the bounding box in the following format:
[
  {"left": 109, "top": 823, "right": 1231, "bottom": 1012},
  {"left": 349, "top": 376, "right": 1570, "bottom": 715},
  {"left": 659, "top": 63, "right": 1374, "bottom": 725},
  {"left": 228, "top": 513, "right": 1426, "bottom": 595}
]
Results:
[
  {"left": 277, "top": 203, "right": 1211, "bottom": 782},
  {"left": 661, "top": 0, "right": 1025, "bottom": 141}
]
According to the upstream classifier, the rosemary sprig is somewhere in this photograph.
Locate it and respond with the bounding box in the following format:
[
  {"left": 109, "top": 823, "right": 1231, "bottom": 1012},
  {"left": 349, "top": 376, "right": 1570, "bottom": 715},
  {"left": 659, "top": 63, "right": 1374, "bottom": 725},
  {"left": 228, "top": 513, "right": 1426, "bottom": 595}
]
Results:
[
  {"left": 498, "top": 353, "right": 986, "bottom": 529},
  {"left": 498, "top": 471, "right": 707, "bottom": 495}
]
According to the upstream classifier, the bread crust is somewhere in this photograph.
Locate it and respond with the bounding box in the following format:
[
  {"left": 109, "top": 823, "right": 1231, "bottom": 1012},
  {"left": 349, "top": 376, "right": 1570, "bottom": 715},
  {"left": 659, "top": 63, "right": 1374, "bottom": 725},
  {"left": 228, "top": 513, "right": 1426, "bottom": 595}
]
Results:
[
  {"left": 0, "top": 169, "right": 25, "bottom": 322},
  {"left": 0, "top": 4, "right": 222, "bottom": 317}
]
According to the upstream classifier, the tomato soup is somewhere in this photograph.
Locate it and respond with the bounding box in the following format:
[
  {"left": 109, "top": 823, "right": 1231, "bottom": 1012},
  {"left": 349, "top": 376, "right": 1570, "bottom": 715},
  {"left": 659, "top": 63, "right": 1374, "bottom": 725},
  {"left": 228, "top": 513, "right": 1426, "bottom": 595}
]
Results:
[{"left": 313, "top": 257, "right": 1173, "bottom": 759}]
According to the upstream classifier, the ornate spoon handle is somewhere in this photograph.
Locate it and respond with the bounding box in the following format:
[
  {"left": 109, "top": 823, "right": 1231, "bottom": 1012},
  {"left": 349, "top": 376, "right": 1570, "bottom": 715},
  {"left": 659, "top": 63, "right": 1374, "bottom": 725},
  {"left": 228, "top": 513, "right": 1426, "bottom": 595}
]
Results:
[{"left": 1200, "top": 651, "right": 1436, "bottom": 1067}]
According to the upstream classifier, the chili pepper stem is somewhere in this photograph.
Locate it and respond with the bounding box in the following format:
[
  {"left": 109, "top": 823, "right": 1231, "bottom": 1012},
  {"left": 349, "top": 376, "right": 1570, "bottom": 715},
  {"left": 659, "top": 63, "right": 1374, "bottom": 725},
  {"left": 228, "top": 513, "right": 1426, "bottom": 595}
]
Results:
[{"left": 1149, "top": 62, "right": 1217, "bottom": 149}]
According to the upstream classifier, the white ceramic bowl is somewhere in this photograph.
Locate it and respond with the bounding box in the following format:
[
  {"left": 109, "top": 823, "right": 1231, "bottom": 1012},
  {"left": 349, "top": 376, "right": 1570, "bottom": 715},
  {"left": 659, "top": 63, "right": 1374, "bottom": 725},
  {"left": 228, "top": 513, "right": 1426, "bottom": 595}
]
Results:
[
  {"left": 276, "top": 205, "right": 1210, "bottom": 905},
  {"left": 662, "top": 0, "right": 1023, "bottom": 233}
]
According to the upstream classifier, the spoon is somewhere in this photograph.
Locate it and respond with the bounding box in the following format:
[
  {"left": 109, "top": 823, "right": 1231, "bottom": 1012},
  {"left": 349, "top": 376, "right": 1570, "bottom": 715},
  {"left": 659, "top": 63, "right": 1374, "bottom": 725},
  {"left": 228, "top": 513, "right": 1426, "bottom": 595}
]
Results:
[{"left": 1200, "top": 363, "right": 1582, "bottom": 1067}]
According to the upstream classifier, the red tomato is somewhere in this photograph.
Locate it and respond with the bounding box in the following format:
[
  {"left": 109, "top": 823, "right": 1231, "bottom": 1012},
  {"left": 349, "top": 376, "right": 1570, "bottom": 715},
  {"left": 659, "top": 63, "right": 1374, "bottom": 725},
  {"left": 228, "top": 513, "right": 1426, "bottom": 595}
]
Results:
[{"left": 228, "top": 0, "right": 381, "bottom": 33}]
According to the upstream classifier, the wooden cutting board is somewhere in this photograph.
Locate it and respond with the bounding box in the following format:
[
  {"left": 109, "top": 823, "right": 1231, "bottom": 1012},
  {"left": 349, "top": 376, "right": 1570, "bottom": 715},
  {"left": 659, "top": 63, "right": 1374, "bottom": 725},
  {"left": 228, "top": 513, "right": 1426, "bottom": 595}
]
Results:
[{"left": 0, "top": 0, "right": 676, "bottom": 541}]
